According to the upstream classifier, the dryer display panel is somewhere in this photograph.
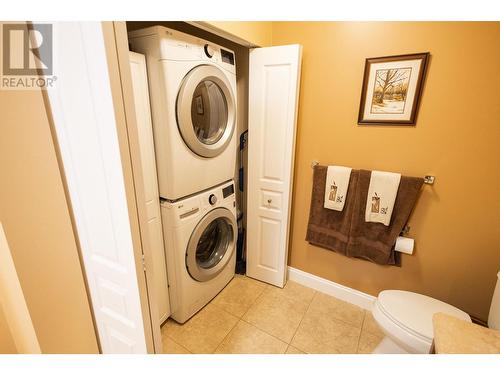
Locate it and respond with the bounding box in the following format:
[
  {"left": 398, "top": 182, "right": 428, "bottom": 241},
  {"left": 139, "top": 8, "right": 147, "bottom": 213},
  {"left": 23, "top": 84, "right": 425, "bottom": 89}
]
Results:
[{"left": 221, "top": 49, "right": 235, "bottom": 65}]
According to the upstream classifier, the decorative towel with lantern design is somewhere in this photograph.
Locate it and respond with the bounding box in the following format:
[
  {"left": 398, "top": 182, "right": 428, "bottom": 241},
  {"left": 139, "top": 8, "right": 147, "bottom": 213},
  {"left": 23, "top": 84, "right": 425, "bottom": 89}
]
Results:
[
  {"left": 324, "top": 166, "right": 352, "bottom": 211},
  {"left": 365, "top": 170, "right": 401, "bottom": 226},
  {"left": 306, "top": 166, "right": 358, "bottom": 256}
]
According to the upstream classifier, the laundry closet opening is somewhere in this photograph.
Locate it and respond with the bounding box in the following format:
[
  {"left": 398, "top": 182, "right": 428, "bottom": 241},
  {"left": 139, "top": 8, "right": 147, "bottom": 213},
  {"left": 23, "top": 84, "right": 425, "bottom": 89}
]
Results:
[
  {"left": 123, "top": 21, "right": 251, "bottom": 353},
  {"left": 110, "top": 21, "right": 301, "bottom": 353}
]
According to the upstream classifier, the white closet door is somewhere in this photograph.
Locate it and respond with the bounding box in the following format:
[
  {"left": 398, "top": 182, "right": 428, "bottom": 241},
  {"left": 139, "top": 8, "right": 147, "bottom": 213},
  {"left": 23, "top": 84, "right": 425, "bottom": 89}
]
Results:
[
  {"left": 129, "top": 52, "right": 171, "bottom": 323},
  {"left": 246, "top": 45, "right": 302, "bottom": 287},
  {"left": 46, "top": 22, "right": 147, "bottom": 353}
]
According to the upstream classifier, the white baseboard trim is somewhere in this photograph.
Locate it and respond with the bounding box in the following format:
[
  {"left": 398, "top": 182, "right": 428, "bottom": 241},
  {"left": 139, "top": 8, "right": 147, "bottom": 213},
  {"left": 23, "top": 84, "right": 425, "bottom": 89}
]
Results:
[{"left": 287, "top": 267, "right": 376, "bottom": 310}]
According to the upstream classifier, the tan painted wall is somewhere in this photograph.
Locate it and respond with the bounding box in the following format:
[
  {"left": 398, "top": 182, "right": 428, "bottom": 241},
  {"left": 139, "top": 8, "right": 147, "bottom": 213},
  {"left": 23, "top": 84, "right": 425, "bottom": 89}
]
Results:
[
  {"left": 129, "top": 21, "right": 500, "bottom": 320},
  {"left": 0, "top": 88, "right": 99, "bottom": 353},
  {"left": 0, "top": 306, "right": 16, "bottom": 354},
  {"left": 271, "top": 22, "right": 500, "bottom": 320},
  {"left": 205, "top": 21, "right": 273, "bottom": 47}
]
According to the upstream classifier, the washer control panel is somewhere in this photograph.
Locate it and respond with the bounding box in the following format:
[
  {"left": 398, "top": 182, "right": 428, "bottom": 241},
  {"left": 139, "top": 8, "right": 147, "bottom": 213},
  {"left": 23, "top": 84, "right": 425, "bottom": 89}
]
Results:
[{"left": 162, "top": 181, "right": 236, "bottom": 225}]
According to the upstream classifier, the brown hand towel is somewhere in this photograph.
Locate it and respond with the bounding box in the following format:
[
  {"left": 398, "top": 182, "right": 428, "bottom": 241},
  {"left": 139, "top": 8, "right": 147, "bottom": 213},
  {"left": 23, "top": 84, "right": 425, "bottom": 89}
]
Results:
[
  {"left": 346, "top": 170, "right": 424, "bottom": 265},
  {"left": 306, "top": 166, "right": 358, "bottom": 255}
]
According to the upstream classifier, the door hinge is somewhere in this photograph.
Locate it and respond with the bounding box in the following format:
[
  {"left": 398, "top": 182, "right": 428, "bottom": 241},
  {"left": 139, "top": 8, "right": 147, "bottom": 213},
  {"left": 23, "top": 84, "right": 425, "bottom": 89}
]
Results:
[{"left": 141, "top": 254, "right": 146, "bottom": 271}]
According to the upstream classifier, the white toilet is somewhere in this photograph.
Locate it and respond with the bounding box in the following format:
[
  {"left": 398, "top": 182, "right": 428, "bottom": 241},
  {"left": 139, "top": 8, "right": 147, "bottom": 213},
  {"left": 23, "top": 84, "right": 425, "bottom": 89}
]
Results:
[{"left": 372, "top": 271, "right": 500, "bottom": 354}]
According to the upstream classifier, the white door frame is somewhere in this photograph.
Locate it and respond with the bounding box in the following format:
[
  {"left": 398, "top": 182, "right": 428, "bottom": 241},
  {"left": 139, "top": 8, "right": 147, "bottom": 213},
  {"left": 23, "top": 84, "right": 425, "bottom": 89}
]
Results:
[{"left": 43, "top": 22, "right": 150, "bottom": 353}]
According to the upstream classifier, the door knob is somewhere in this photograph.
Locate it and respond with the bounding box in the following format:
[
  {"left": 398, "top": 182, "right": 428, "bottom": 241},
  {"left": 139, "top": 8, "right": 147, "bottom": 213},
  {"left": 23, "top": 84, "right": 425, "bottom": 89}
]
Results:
[{"left": 267, "top": 199, "right": 272, "bottom": 204}]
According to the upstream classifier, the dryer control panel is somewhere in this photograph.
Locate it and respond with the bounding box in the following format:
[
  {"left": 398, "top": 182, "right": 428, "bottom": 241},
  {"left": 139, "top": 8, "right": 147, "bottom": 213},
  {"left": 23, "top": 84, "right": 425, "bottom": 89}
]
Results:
[{"left": 128, "top": 26, "right": 237, "bottom": 75}]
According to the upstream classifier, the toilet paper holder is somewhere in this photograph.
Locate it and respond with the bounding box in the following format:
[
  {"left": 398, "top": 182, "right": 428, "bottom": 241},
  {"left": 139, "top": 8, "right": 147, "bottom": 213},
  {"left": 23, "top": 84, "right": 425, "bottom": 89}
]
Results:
[
  {"left": 423, "top": 175, "right": 435, "bottom": 185},
  {"left": 310, "top": 160, "right": 435, "bottom": 185}
]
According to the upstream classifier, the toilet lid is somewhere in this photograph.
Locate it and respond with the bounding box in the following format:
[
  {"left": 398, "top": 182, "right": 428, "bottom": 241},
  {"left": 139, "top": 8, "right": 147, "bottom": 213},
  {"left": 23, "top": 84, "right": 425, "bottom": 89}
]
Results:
[{"left": 377, "top": 290, "right": 471, "bottom": 341}]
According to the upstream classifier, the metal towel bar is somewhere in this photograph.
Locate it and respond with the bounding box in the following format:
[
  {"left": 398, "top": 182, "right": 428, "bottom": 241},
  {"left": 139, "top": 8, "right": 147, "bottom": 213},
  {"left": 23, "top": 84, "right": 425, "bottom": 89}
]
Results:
[{"left": 310, "top": 160, "right": 435, "bottom": 185}]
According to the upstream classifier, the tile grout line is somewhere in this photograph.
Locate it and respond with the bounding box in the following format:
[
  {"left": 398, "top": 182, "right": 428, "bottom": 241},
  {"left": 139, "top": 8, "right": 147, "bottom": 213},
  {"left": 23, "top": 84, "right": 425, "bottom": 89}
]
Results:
[
  {"left": 161, "top": 324, "right": 193, "bottom": 354},
  {"left": 240, "top": 283, "right": 309, "bottom": 346},
  {"left": 213, "top": 277, "right": 268, "bottom": 318},
  {"left": 212, "top": 318, "right": 240, "bottom": 354},
  {"left": 206, "top": 302, "right": 242, "bottom": 354},
  {"left": 355, "top": 310, "right": 367, "bottom": 354},
  {"left": 238, "top": 284, "right": 271, "bottom": 322},
  {"left": 244, "top": 279, "right": 321, "bottom": 351},
  {"left": 202, "top": 277, "right": 270, "bottom": 353},
  {"left": 164, "top": 303, "right": 238, "bottom": 354},
  {"left": 164, "top": 278, "right": 368, "bottom": 354},
  {"left": 212, "top": 305, "right": 289, "bottom": 353},
  {"left": 242, "top": 318, "right": 289, "bottom": 350},
  {"left": 213, "top": 282, "right": 268, "bottom": 322},
  {"left": 287, "top": 290, "right": 317, "bottom": 354},
  {"left": 237, "top": 280, "right": 307, "bottom": 351},
  {"left": 314, "top": 289, "right": 368, "bottom": 329},
  {"left": 315, "top": 293, "right": 368, "bottom": 332},
  {"left": 163, "top": 278, "right": 282, "bottom": 354},
  {"left": 288, "top": 290, "right": 365, "bottom": 354},
  {"left": 236, "top": 282, "right": 268, "bottom": 318},
  {"left": 214, "top": 306, "right": 290, "bottom": 354}
]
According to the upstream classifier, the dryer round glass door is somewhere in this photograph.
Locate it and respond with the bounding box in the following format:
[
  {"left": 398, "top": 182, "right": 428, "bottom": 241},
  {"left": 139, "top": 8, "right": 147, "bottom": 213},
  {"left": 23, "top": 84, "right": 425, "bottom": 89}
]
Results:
[
  {"left": 191, "top": 80, "right": 228, "bottom": 145},
  {"left": 186, "top": 207, "right": 236, "bottom": 282},
  {"left": 176, "top": 64, "right": 236, "bottom": 158}
]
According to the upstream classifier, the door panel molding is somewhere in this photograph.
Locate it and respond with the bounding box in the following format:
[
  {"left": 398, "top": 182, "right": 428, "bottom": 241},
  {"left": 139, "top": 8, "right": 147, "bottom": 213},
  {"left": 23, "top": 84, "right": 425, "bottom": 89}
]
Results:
[
  {"left": 246, "top": 45, "right": 302, "bottom": 287},
  {"left": 44, "top": 22, "right": 148, "bottom": 353}
]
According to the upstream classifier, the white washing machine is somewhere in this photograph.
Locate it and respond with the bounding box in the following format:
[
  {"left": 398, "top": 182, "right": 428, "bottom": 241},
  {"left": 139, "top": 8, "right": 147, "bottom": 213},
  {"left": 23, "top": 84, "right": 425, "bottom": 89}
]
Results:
[
  {"left": 160, "top": 180, "right": 237, "bottom": 323},
  {"left": 128, "top": 26, "right": 238, "bottom": 201}
]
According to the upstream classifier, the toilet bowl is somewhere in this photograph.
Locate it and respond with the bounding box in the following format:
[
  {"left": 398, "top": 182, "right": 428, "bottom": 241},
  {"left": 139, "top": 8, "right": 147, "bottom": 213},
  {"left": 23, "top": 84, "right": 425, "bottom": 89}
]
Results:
[
  {"left": 372, "top": 290, "right": 471, "bottom": 353},
  {"left": 372, "top": 272, "right": 500, "bottom": 353}
]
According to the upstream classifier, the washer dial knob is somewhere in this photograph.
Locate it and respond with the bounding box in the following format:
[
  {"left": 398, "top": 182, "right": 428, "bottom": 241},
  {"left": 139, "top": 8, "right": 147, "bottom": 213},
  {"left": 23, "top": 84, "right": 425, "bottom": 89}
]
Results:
[
  {"left": 204, "top": 44, "right": 215, "bottom": 58},
  {"left": 208, "top": 194, "right": 217, "bottom": 205}
]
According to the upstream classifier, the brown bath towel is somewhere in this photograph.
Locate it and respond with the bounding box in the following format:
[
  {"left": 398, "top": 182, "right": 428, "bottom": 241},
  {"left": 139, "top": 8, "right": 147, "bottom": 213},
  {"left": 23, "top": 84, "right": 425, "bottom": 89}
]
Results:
[
  {"left": 306, "top": 166, "right": 358, "bottom": 255},
  {"left": 346, "top": 170, "right": 424, "bottom": 265}
]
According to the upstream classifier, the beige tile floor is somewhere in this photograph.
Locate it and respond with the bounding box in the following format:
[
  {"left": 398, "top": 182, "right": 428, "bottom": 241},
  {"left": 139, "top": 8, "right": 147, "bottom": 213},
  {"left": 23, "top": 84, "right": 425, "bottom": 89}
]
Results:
[{"left": 161, "top": 275, "right": 385, "bottom": 354}]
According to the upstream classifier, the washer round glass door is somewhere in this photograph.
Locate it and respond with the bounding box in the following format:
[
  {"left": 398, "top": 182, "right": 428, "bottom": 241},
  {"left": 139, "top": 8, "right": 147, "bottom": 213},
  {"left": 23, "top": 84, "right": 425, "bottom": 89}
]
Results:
[
  {"left": 186, "top": 207, "right": 236, "bottom": 282},
  {"left": 177, "top": 65, "right": 236, "bottom": 158}
]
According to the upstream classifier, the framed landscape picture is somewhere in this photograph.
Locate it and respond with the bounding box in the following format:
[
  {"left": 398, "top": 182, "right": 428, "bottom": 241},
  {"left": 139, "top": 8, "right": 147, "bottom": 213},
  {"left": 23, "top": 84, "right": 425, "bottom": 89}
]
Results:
[{"left": 358, "top": 52, "right": 429, "bottom": 125}]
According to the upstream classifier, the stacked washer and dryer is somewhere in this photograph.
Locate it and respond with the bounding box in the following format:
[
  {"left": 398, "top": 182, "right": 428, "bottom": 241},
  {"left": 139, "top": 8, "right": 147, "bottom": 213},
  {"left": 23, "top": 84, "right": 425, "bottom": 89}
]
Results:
[{"left": 129, "top": 26, "right": 238, "bottom": 323}]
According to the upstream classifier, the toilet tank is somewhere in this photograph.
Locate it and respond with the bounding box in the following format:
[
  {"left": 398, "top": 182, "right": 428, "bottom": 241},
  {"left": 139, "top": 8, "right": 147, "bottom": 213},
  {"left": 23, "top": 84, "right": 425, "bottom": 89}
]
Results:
[{"left": 488, "top": 271, "right": 500, "bottom": 330}]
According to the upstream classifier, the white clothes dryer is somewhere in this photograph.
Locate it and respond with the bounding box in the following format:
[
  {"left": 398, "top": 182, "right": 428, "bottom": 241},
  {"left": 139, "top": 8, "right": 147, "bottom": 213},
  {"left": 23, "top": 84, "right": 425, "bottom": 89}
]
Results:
[
  {"left": 129, "top": 26, "right": 238, "bottom": 200},
  {"left": 160, "top": 180, "right": 237, "bottom": 323}
]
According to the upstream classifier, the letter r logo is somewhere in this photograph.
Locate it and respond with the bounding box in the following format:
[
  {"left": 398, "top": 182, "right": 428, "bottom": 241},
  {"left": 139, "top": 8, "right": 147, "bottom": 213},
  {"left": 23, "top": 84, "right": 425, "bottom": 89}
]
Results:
[{"left": 2, "top": 23, "right": 53, "bottom": 76}]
